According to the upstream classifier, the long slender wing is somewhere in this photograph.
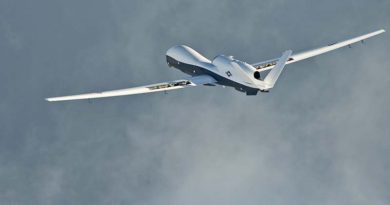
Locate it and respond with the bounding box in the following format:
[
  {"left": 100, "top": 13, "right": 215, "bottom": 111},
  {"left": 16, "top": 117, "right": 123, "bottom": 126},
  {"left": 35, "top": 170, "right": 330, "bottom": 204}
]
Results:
[
  {"left": 253, "top": 29, "right": 385, "bottom": 71},
  {"left": 46, "top": 75, "right": 216, "bottom": 102}
]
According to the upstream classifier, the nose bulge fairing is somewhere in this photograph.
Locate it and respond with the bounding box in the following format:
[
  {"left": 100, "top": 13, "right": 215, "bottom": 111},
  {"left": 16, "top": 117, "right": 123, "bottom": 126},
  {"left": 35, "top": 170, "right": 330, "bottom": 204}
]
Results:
[
  {"left": 165, "top": 45, "right": 218, "bottom": 76},
  {"left": 166, "top": 45, "right": 211, "bottom": 66}
]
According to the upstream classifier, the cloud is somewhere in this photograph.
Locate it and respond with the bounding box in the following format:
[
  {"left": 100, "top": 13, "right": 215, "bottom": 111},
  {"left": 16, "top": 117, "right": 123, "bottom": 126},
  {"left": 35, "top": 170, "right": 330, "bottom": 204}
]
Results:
[
  {"left": 0, "top": 18, "right": 23, "bottom": 50},
  {"left": 0, "top": 0, "right": 389, "bottom": 205}
]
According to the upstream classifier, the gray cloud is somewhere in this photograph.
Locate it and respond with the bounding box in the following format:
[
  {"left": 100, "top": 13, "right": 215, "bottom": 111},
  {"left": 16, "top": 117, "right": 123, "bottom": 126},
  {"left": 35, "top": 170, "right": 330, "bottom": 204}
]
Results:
[{"left": 0, "top": 0, "right": 390, "bottom": 204}]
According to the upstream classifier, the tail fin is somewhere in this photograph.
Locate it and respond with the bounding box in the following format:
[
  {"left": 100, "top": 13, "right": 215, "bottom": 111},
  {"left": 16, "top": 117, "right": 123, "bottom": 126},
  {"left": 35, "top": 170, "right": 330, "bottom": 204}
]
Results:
[{"left": 263, "top": 50, "right": 292, "bottom": 89}]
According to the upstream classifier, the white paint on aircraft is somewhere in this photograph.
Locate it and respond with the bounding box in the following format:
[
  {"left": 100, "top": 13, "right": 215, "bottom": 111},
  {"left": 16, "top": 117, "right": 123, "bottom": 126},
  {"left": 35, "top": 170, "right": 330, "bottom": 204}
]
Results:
[{"left": 46, "top": 29, "right": 385, "bottom": 102}]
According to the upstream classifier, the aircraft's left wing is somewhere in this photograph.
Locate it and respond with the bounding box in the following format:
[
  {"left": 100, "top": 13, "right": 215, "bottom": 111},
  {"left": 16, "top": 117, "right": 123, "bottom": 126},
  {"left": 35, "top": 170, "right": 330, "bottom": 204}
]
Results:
[{"left": 46, "top": 75, "right": 216, "bottom": 102}]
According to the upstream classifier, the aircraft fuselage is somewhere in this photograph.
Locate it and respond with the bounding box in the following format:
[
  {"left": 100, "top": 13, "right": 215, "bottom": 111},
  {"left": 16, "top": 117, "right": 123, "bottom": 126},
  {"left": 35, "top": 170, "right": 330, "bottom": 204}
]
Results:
[{"left": 166, "top": 45, "right": 260, "bottom": 95}]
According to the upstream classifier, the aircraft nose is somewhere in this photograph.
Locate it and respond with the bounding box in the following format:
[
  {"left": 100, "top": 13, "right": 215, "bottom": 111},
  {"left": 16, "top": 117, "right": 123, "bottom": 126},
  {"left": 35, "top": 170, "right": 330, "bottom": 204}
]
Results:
[
  {"left": 166, "top": 45, "right": 187, "bottom": 59},
  {"left": 165, "top": 45, "right": 211, "bottom": 65}
]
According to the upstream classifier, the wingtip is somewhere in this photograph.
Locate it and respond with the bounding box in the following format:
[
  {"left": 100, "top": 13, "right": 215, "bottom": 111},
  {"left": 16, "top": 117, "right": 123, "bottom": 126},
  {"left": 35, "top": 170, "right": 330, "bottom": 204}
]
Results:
[{"left": 370, "top": 29, "right": 386, "bottom": 37}]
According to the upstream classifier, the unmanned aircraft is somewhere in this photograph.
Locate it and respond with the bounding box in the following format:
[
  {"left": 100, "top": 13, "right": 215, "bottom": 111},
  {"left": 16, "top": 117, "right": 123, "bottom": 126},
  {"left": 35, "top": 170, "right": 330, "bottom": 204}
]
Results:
[{"left": 46, "top": 29, "right": 385, "bottom": 102}]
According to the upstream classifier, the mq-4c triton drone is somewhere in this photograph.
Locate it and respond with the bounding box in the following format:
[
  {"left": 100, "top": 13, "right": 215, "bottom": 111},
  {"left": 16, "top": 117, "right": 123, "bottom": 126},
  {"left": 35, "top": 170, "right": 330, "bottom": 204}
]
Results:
[{"left": 46, "top": 29, "right": 385, "bottom": 102}]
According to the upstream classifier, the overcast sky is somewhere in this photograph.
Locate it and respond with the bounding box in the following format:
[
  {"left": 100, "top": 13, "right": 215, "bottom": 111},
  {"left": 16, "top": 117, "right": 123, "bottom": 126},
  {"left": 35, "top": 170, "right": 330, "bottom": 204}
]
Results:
[{"left": 1, "top": 0, "right": 390, "bottom": 204}]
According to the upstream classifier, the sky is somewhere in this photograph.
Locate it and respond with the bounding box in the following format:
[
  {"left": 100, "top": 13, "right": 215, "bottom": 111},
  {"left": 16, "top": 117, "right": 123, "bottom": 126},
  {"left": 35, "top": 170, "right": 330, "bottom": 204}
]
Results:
[{"left": 0, "top": 0, "right": 390, "bottom": 204}]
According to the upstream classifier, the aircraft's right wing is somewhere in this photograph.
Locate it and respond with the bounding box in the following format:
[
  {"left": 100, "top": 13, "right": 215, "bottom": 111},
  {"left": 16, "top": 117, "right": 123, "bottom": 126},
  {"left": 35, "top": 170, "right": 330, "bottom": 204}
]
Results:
[
  {"left": 46, "top": 75, "right": 216, "bottom": 102},
  {"left": 253, "top": 29, "right": 385, "bottom": 71}
]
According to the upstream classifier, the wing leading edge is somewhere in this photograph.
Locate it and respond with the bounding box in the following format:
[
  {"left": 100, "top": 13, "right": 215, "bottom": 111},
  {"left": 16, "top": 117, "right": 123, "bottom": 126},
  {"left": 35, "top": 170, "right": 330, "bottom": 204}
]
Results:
[
  {"left": 46, "top": 75, "right": 216, "bottom": 102},
  {"left": 253, "top": 29, "right": 385, "bottom": 71}
]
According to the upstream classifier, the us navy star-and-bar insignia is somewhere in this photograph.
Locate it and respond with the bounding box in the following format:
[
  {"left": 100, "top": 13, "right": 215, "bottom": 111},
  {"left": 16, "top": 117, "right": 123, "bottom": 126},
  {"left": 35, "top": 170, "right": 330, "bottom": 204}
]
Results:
[{"left": 226, "top": 71, "right": 232, "bottom": 77}]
